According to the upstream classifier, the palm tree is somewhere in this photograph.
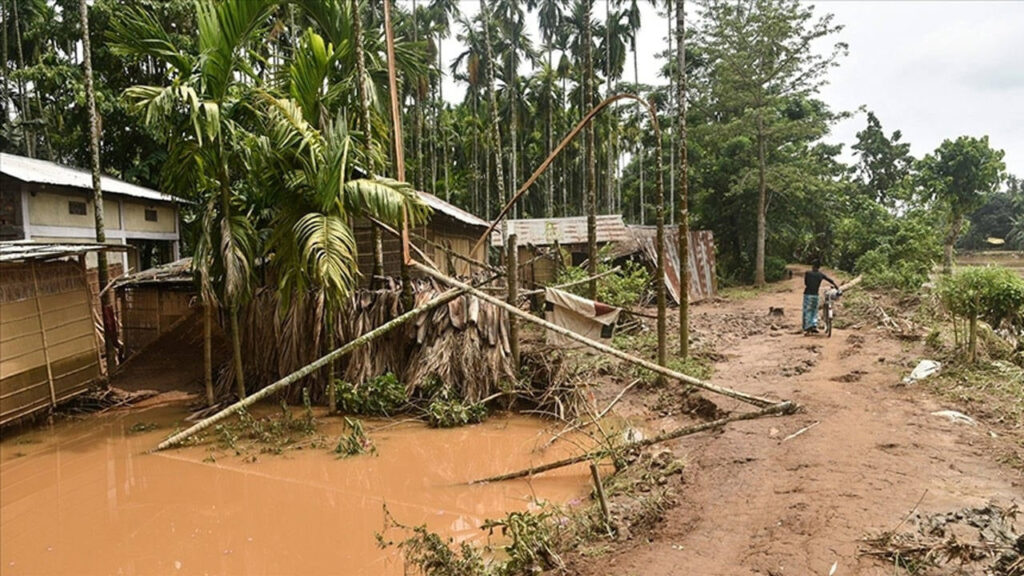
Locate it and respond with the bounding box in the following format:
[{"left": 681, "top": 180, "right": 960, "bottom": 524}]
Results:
[
  {"left": 113, "top": 0, "right": 279, "bottom": 400},
  {"left": 528, "top": 0, "right": 565, "bottom": 217},
  {"left": 478, "top": 0, "right": 508, "bottom": 245},
  {"left": 676, "top": 0, "right": 689, "bottom": 358},
  {"left": 78, "top": 0, "right": 117, "bottom": 373}
]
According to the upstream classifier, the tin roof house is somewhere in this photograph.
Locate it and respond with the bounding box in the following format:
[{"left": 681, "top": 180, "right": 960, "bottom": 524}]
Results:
[{"left": 1, "top": 152, "right": 182, "bottom": 274}]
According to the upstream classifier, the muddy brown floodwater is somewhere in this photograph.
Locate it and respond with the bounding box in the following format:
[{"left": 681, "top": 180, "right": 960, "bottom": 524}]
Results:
[{"left": 0, "top": 401, "right": 593, "bottom": 575}]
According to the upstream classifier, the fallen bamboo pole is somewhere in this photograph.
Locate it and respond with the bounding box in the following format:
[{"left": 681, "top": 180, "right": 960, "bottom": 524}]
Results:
[
  {"left": 153, "top": 287, "right": 468, "bottom": 451},
  {"left": 471, "top": 400, "right": 796, "bottom": 484},
  {"left": 413, "top": 262, "right": 779, "bottom": 408}
]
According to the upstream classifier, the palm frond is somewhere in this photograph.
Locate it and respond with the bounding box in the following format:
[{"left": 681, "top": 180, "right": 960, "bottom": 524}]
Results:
[
  {"left": 197, "top": 0, "right": 275, "bottom": 101},
  {"left": 294, "top": 212, "right": 360, "bottom": 303},
  {"left": 108, "top": 6, "right": 194, "bottom": 75},
  {"left": 219, "top": 208, "right": 257, "bottom": 303},
  {"left": 343, "top": 178, "right": 431, "bottom": 227}
]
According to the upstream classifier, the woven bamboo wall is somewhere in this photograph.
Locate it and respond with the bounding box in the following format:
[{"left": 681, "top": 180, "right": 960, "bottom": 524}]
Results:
[
  {"left": 118, "top": 286, "right": 194, "bottom": 355},
  {"left": 0, "top": 260, "right": 101, "bottom": 424}
]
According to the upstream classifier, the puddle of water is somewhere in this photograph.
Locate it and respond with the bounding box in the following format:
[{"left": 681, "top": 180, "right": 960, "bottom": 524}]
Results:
[{"left": 0, "top": 401, "right": 593, "bottom": 575}]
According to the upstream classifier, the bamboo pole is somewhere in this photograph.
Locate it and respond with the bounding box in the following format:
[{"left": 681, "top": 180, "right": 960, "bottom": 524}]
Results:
[
  {"left": 472, "top": 401, "right": 795, "bottom": 484},
  {"left": 154, "top": 287, "right": 468, "bottom": 451},
  {"left": 412, "top": 262, "right": 778, "bottom": 408}
]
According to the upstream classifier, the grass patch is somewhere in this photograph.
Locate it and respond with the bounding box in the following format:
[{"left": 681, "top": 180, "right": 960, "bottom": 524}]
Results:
[{"left": 929, "top": 360, "right": 1024, "bottom": 428}]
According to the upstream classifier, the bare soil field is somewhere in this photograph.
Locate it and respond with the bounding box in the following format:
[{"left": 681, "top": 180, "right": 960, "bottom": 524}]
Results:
[{"left": 568, "top": 272, "right": 1023, "bottom": 575}]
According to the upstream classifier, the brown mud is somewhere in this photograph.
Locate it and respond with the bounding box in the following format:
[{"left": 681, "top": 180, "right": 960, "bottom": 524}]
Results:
[
  {"left": 0, "top": 405, "right": 591, "bottom": 575},
  {"left": 570, "top": 272, "right": 1022, "bottom": 575}
]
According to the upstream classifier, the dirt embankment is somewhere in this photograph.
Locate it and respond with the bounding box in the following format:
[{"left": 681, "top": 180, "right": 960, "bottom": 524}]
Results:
[{"left": 570, "top": 273, "right": 1022, "bottom": 576}]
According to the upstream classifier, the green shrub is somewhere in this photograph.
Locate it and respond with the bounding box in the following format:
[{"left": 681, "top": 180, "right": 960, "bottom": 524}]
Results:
[
  {"left": 853, "top": 209, "right": 941, "bottom": 292},
  {"left": 764, "top": 256, "right": 788, "bottom": 283},
  {"left": 336, "top": 372, "right": 407, "bottom": 416},
  {"left": 426, "top": 399, "right": 487, "bottom": 428},
  {"left": 555, "top": 247, "right": 651, "bottom": 308},
  {"left": 335, "top": 417, "right": 375, "bottom": 457},
  {"left": 937, "top": 266, "right": 1024, "bottom": 362}
]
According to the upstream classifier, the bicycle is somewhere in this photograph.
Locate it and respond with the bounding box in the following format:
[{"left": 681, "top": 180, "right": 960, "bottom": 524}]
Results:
[{"left": 822, "top": 288, "right": 842, "bottom": 337}]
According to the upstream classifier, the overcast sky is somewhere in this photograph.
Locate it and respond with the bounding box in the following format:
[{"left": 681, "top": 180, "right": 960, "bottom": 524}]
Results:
[{"left": 437, "top": 0, "right": 1024, "bottom": 178}]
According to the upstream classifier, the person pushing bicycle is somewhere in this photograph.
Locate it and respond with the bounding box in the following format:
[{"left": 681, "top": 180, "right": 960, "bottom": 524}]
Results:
[{"left": 803, "top": 261, "right": 840, "bottom": 334}]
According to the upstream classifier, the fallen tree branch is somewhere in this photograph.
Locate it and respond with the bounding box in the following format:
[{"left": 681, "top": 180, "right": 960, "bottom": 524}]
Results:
[
  {"left": 153, "top": 286, "right": 469, "bottom": 451},
  {"left": 544, "top": 378, "right": 640, "bottom": 449},
  {"left": 413, "top": 262, "right": 780, "bottom": 408},
  {"left": 471, "top": 400, "right": 796, "bottom": 484}
]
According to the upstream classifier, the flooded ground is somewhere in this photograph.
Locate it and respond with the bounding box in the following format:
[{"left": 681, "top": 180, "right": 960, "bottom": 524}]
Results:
[{"left": 0, "top": 398, "right": 594, "bottom": 575}]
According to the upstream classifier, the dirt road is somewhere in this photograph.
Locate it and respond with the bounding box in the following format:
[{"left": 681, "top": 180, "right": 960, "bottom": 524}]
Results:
[{"left": 573, "top": 273, "right": 1022, "bottom": 575}]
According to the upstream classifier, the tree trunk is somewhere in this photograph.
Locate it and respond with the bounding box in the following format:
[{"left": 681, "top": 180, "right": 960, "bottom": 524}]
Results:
[
  {"left": 943, "top": 212, "right": 962, "bottom": 275},
  {"left": 755, "top": 108, "right": 767, "bottom": 288},
  {"left": 635, "top": 47, "right": 644, "bottom": 225},
  {"left": 654, "top": 103, "right": 667, "bottom": 380},
  {"left": 204, "top": 303, "right": 215, "bottom": 406},
  {"left": 480, "top": 0, "right": 507, "bottom": 247},
  {"left": 12, "top": 0, "right": 34, "bottom": 158},
  {"left": 546, "top": 47, "right": 554, "bottom": 218},
  {"left": 585, "top": 0, "right": 598, "bottom": 300},
  {"left": 605, "top": 0, "right": 613, "bottom": 215},
  {"left": 229, "top": 305, "right": 245, "bottom": 399},
  {"left": 510, "top": 55, "right": 519, "bottom": 219},
  {"left": 326, "top": 314, "right": 337, "bottom": 413},
  {"left": 666, "top": 0, "right": 674, "bottom": 226},
  {"left": 352, "top": 0, "right": 384, "bottom": 288},
  {"left": 677, "top": 0, "right": 689, "bottom": 358},
  {"left": 79, "top": 0, "right": 118, "bottom": 370},
  {"left": 507, "top": 234, "right": 520, "bottom": 369},
  {"left": 968, "top": 312, "right": 977, "bottom": 363}
]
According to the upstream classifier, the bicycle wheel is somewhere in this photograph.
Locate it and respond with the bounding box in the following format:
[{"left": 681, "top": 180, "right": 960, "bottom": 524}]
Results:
[{"left": 825, "top": 303, "right": 833, "bottom": 338}]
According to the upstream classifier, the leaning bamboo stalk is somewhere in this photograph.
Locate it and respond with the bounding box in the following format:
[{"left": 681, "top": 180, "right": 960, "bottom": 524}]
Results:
[
  {"left": 153, "top": 287, "right": 468, "bottom": 451},
  {"left": 413, "top": 263, "right": 778, "bottom": 408},
  {"left": 472, "top": 400, "right": 795, "bottom": 484}
]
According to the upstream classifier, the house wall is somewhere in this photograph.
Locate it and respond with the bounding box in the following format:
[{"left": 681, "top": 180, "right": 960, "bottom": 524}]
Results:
[
  {"left": 352, "top": 216, "right": 488, "bottom": 285},
  {"left": 0, "top": 260, "right": 101, "bottom": 425},
  {"left": 28, "top": 189, "right": 122, "bottom": 229},
  {"left": 118, "top": 285, "right": 195, "bottom": 356},
  {"left": 6, "top": 178, "right": 180, "bottom": 270}
]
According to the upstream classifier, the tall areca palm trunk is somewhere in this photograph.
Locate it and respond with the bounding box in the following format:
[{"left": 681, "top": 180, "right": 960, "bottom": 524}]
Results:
[
  {"left": 12, "top": 0, "right": 33, "bottom": 158},
  {"left": 480, "top": 0, "right": 508, "bottom": 249},
  {"left": 352, "top": 0, "right": 384, "bottom": 291},
  {"left": 676, "top": 0, "right": 689, "bottom": 358},
  {"left": 585, "top": 0, "right": 598, "bottom": 299},
  {"left": 79, "top": 0, "right": 117, "bottom": 371}
]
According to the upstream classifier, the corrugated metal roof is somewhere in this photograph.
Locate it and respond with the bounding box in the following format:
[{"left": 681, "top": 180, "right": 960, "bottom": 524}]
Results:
[
  {"left": 0, "top": 241, "right": 130, "bottom": 262},
  {"left": 1, "top": 152, "right": 179, "bottom": 204},
  {"left": 492, "top": 215, "right": 632, "bottom": 247},
  {"left": 417, "top": 190, "right": 490, "bottom": 229},
  {"left": 632, "top": 227, "right": 718, "bottom": 303}
]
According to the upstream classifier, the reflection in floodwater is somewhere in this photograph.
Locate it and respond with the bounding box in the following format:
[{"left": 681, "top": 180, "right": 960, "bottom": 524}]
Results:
[{"left": 0, "top": 402, "right": 591, "bottom": 575}]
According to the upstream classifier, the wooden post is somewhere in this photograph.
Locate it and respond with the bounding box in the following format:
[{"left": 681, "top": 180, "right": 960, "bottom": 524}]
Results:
[
  {"left": 507, "top": 234, "right": 520, "bottom": 369},
  {"left": 413, "top": 262, "right": 777, "bottom": 408},
  {"left": 30, "top": 261, "right": 57, "bottom": 407}
]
